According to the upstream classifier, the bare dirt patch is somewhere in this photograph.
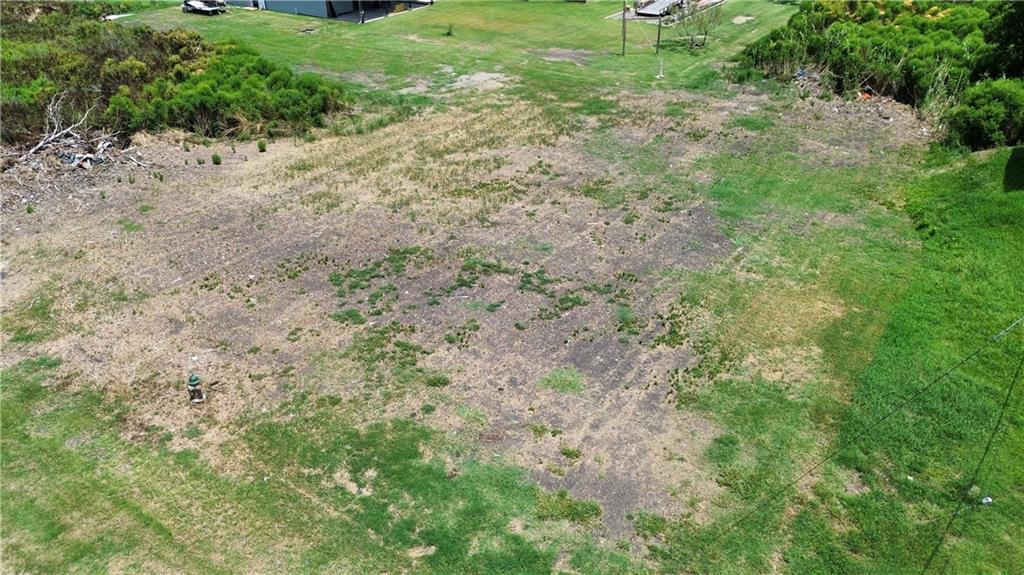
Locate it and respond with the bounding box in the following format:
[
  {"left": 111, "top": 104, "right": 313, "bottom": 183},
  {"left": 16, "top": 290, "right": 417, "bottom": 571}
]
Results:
[
  {"left": 3, "top": 98, "right": 728, "bottom": 537},
  {"left": 726, "top": 286, "right": 845, "bottom": 350},
  {"left": 784, "top": 89, "right": 932, "bottom": 168},
  {"left": 448, "top": 72, "right": 509, "bottom": 91},
  {"left": 340, "top": 70, "right": 391, "bottom": 89},
  {"left": 742, "top": 345, "right": 823, "bottom": 387},
  {"left": 844, "top": 469, "right": 870, "bottom": 496}
]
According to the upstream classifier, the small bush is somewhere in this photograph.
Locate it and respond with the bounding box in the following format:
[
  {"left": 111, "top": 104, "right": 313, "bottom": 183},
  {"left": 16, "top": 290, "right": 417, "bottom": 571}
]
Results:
[
  {"left": 424, "top": 373, "right": 451, "bottom": 388},
  {"left": 945, "top": 78, "right": 1024, "bottom": 150},
  {"left": 257, "top": 139, "right": 267, "bottom": 153},
  {"left": 331, "top": 309, "right": 366, "bottom": 325},
  {"left": 211, "top": 154, "right": 222, "bottom": 165}
]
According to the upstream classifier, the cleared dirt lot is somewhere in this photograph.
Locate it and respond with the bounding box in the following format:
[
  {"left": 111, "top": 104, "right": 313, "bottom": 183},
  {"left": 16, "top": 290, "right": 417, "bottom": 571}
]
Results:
[{"left": 1, "top": 85, "right": 929, "bottom": 547}]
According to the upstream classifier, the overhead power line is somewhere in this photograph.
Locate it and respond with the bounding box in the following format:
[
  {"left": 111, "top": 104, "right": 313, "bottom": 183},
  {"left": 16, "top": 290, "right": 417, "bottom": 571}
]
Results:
[
  {"left": 711, "top": 313, "right": 1024, "bottom": 544},
  {"left": 920, "top": 352, "right": 1024, "bottom": 574}
]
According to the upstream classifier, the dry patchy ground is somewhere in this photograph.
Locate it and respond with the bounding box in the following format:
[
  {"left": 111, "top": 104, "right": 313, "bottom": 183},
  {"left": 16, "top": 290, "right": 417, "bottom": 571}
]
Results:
[{"left": 0, "top": 84, "right": 928, "bottom": 546}]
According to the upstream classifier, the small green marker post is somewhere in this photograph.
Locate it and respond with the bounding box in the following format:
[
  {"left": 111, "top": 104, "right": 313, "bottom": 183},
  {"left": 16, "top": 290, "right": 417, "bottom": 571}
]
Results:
[{"left": 187, "top": 374, "right": 205, "bottom": 404}]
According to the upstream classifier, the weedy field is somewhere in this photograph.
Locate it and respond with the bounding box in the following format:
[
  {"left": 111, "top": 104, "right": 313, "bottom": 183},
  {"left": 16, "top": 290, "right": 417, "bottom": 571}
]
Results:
[{"left": 2, "top": 1, "right": 1023, "bottom": 574}]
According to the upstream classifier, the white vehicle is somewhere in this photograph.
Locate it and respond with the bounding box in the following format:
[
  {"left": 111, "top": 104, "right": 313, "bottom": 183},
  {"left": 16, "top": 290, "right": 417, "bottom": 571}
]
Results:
[{"left": 182, "top": 0, "right": 227, "bottom": 15}]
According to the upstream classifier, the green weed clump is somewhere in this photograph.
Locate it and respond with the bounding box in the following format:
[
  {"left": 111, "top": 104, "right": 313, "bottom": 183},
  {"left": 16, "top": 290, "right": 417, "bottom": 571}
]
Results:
[
  {"left": 329, "top": 247, "right": 430, "bottom": 297},
  {"left": 1, "top": 289, "right": 56, "bottom": 344},
  {"left": 538, "top": 368, "right": 584, "bottom": 394},
  {"left": 118, "top": 218, "right": 143, "bottom": 233},
  {"left": 257, "top": 139, "right": 267, "bottom": 153},
  {"left": 536, "top": 490, "right": 601, "bottom": 527},
  {"left": 424, "top": 374, "right": 451, "bottom": 388},
  {"left": 211, "top": 154, "right": 222, "bottom": 165},
  {"left": 559, "top": 447, "right": 582, "bottom": 460},
  {"left": 444, "top": 319, "right": 480, "bottom": 348}
]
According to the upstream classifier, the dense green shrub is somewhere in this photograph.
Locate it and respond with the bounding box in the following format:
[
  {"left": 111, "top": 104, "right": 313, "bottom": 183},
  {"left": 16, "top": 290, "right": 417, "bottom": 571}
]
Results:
[
  {"left": 945, "top": 79, "right": 1024, "bottom": 149},
  {"left": 103, "top": 46, "right": 343, "bottom": 137},
  {"left": 743, "top": 1, "right": 1024, "bottom": 150},
  {"left": 1, "top": 1, "right": 346, "bottom": 145},
  {"left": 744, "top": 1, "right": 993, "bottom": 105},
  {"left": 983, "top": 1, "right": 1024, "bottom": 77},
  {"left": 1, "top": 4, "right": 210, "bottom": 144}
]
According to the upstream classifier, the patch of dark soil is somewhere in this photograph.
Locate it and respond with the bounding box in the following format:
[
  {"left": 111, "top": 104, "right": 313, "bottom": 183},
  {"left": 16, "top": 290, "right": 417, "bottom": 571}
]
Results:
[{"left": 528, "top": 48, "right": 601, "bottom": 66}]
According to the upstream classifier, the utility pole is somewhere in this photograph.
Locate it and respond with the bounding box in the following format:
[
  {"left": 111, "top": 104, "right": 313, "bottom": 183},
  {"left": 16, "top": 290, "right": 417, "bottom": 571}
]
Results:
[{"left": 621, "top": 0, "right": 626, "bottom": 56}]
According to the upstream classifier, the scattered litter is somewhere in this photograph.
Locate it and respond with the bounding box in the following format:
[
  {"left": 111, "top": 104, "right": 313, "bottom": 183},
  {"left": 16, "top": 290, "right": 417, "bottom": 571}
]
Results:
[
  {"left": 101, "top": 13, "right": 133, "bottom": 21},
  {"left": 792, "top": 69, "right": 825, "bottom": 97},
  {"left": 60, "top": 152, "right": 103, "bottom": 170},
  {"left": 982, "top": 496, "right": 993, "bottom": 505}
]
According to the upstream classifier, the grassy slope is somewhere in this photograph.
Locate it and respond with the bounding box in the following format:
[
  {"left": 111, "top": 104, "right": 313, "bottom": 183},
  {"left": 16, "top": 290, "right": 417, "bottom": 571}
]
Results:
[
  {"left": 641, "top": 141, "right": 1024, "bottom": 574},
  {"left": 7, "top": 140, "right": 1019, "bottom": 574},
  {"left": 829, "top": 149, "right": 1024, "bottom": 574}
]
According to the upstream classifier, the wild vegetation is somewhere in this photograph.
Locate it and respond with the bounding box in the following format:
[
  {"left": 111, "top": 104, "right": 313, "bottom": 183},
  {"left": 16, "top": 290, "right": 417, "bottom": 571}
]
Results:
[
  {"left": 2, "top": 1, "right": 1022, "bottom": 574},
  {"left": 0, "top": 1, "right": 344, "bottom": 145},
  {"left": 743, "top": 0, "right": 1024, "bottom": 149}
]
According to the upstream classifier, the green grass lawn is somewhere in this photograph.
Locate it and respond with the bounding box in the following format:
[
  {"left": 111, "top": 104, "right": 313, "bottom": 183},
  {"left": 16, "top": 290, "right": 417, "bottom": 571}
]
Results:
[
  {"left": 639, "top": 140, "right": 1024, "bottom": 574},
  {"left": 130, "top": 0, "right": 796, "bottom": 99}
]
